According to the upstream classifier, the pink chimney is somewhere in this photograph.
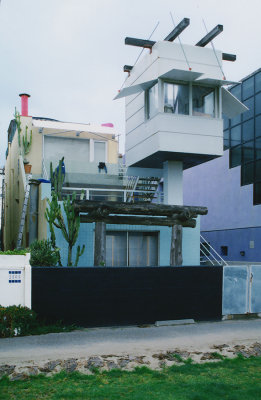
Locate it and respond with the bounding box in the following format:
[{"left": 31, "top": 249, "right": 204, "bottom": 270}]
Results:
[
  {"left": 19, "top": 93, "right": 30, "bottom": 116},
  {"left": 101, "top": 123, "right": 114, "bottom": 128}
]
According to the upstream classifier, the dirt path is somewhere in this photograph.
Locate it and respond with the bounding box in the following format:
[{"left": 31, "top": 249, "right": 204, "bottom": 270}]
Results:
[{"left": 1, "top": 319, "right": 261, "bottom": 380}]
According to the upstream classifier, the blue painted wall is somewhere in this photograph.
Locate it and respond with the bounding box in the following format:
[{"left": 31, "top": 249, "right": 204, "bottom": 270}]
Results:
[
  {"left": 183, "top": 150, "right": 261, "bottom": 261},
  {"left": 42, "top": 183, "right": 200, "bottom": 266},
  {"left": 53, "top": 220, "right": 200, "bottom": 267}
]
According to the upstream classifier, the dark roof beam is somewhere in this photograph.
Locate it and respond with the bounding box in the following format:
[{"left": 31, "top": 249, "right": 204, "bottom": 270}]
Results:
[
  {"left": 222, "top": 53, "right": 236, "bottom": 62},
  {"left": 164, "top": 17, "right": 190, "bottom": 42},
  {"left": 196, "top": 24, "right": 223, "bottom": 47},
  {"left": 125, "top": 37, "right": 156, "bottom": 49},
  {"left": 123, "top": 65, "right": 133, "bottom": 73}
]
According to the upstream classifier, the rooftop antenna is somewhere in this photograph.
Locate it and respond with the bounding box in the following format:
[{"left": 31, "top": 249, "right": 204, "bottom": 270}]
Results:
[{"left": 170, "top": 12, "right": 191, "bottom": 71}]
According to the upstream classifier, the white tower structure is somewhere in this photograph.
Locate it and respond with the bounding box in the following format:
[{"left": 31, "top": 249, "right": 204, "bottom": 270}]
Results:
[{"left": 115, "top": 20, "right": 248, "bottom": 206}]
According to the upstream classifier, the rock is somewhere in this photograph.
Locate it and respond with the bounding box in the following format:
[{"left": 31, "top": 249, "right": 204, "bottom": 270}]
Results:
[
  {"left": 237, "top": 350, "right": 251, "bottom": 358},
  {"left": 26, "top": 367, "right": 39, "bottom": 376},
  {"left": 118, "top": 359, "right": 130, "bottom": 368},
  {"left": 85, "top": 357, "right": 104, "bottom": 369},
  {"left": 0, "top": 365, "right": 15, "bottom": 378},
  {"left": 107, "top": 361, "right": 118, "bottom": 370},
  {"left": 211, "top": 344, "right": 229, "bottom": 350},
  {"left": 200, "top": 352, "right": 222, "bottom": 360},
  {"left": 159, "top": 360, "right": 166, "bottom": 368},
  {"left": 234, "top": 345, "right": 245, "bottom": 350},
  {"left": 39, "top": 360, "right": 61, "bottom": 373},
  {"left": 9, "top": 373, "right": 27, "bottom": 381},
  {"left": 63, "top": 359, "right": 78, "bottom": 373}
]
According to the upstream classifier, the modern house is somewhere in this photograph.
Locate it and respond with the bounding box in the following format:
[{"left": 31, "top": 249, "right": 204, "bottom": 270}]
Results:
[
  {"left": 184, "top": 68, "right": 261, "bottom": 263},
  {"left": 3, "top": 20, "right": 246, "bottom": 267}
]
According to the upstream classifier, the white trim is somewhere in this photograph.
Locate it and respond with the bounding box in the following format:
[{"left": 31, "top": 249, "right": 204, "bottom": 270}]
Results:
[{"left": 90, "top": 139, "right": 94, "bottom": 162}]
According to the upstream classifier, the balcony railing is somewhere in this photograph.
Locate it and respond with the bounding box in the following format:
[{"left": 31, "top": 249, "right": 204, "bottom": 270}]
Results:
[{"left": 62, "top": 187, "right": 164, "bottom": 204}]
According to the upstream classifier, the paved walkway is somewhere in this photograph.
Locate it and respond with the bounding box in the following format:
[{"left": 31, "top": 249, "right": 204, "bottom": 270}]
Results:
[{"left": 1, "top": 319, "right": 261, "bottom": 364}]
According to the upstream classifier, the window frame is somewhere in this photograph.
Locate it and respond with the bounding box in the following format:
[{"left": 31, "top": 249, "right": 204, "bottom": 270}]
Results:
[{"left": 145, "top": 78, "right": 219, "bottom": 120}]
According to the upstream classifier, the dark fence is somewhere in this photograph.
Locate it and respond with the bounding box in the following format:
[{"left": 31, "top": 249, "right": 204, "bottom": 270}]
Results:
[{"left": 32, "top": 266, "right": 223, "bottom": 327}]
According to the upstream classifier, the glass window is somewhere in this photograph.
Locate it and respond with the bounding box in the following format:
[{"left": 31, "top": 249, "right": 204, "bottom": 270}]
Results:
[
  {"left": 230, "top": 125, "right": 241, "bottom": 147},
  {"left": 255, "top": 92, "right": 261, "bottom": 115},
  {"left": 243, "top": 97, "right": 254, "bottom": 121},
  {"left": 241, "top": 162, "right": 254, "bottom": 186},
  {"left": 94, "top": 141, "right": 106, "bottom": 162},
  {"left": 254, "top": 182, "right": 261, "bottom": 205},
  {"left": 242, "top": 141, "right": 254, "bottom": 163},
  {"left": 223, "top": 130, "right": 230, "bottom": 150},
  {"left": 128, "top": 232, "right": 158, "bottom": 266},
  {"left": 256, "top": 115, "right": 261, "bottom": 138},
  {"left": 230, "top": 146, "right": 241, "bottom": 168},
  {"left": 223, "top": 114, "right": 229, "bottom": 130},
  {"left": 230, "top": 114, "right": 241, "bottom": 127},
  {"left": 242, "top": 77, "right": 254, "bottom": 100},
  {"left": 255, "top": 71, "right": 261, "bottom": 93},
  {"left": 256, "top": 137, "right": 261, "bottom": 159},
  {"left": 163, "top": 82, "right": 189, "bottom": 115},
  {"left": 148, "top": 83, "right": 158, "bottom": 119},
  {"left": 242, "top": 120, "right": 254, "bottom": 142},
  {"left": 230, "top": 85, "right": 241, "bottom": 101},
  {"left": 255, "top": 160, "right": 261, "bottom": 181},
  {"left": 193, "top": 86, "right": 215, "bottom": 117},
  {"left": 106, "top": 232, "right": 127, "bottom": 267}
]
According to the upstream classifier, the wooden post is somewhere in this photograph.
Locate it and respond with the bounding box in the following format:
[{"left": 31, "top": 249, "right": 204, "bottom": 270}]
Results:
[
  {"left": 94, "top": 222, "right": 106, "bottom": 266},
  {"left": 170, "top": 225, "right": 183, "bottom": 266}
]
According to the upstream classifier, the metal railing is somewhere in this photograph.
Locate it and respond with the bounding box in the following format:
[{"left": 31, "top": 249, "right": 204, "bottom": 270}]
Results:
[
  {"left": 62, "top": 187, "right": 164, "bottom": 204},
  {"left": 200, "top": 234, "right": 228, "bottom": 266}
]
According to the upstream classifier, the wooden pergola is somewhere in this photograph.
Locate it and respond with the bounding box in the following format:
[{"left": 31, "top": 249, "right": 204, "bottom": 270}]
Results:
[{"left": 74, "top": 201, "right": 208, "bottom": 266}]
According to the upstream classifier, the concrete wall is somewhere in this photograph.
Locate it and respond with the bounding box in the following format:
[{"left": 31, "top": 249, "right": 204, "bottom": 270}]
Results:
[{"left": 0, "top": 254, "right": 31, "bottom": 308}]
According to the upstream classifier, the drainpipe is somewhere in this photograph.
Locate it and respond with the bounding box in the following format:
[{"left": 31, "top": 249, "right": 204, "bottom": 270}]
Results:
[{"left": 29, "top": 180, "right": 40, "bottom": 245}]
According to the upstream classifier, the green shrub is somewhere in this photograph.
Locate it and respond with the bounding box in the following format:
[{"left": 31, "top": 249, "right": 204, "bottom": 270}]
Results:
[
  {"left": 0, "top": 305, "right": 37, "bottom": 338},
  {"left": 0, "top": 249, "right": 29, "bottom": 255},
  {"left": 30, "top": 239, "right": 59, "bottom": 266}
]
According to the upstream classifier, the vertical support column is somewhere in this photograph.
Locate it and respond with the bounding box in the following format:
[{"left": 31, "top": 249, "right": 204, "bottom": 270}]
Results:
[
  {"left": 163, "top": 161, "right": 183, "bottom": 266},
  {"left": 94, "top": 222, "right": 106, "bottom": 266},
  {"left": 163, "top": 161, "right": 183, "bottom": 206}
]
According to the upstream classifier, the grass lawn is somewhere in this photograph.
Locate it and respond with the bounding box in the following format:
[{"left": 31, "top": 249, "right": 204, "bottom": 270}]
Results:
[{"left": 1, "top": 356, "right": 261, "bottom": 400}]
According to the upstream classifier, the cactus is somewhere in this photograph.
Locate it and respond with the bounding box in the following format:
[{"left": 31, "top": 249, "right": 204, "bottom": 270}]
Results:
[
  {"left": 45, "top": 190, "right": 85, "bottom": 267},
  {"left": 45, "top": 191, "right": 62, "bottom": 266},
  {"left": 14, "top": 108, "right": 22, "bottom": 148},
  {"left": 22, "top": 125, "right": 32, "bottom": 157},
  {"left": 74, "top": 244, "right": 86, "bottom": 267},
  {"left": 50, "top": 157, "right": 65, "bottom": 201}
]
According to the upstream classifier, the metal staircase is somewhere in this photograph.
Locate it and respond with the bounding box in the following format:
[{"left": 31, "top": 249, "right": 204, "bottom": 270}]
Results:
[
  {"left": 16, "top": 174, "right": 31, "bottom": 248},
  {"left": 200, "top": 234, "right": 228, "bottom": 266},
  {"left": 125, "top": 176, "right": 161, "bottom": 203}
]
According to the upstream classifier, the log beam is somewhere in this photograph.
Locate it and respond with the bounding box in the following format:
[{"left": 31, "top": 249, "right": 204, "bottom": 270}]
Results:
[
  {"left": 74, "top": 200, "right": 208, "bottom": 217},
  {"left": 80, "top": 214, "right": 196, "bottom": 228}
]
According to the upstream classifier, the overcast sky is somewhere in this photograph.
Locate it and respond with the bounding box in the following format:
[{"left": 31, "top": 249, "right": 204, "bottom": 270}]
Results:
[{"left": 0, "top": 0, "right": 260, "bottom": 166}]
